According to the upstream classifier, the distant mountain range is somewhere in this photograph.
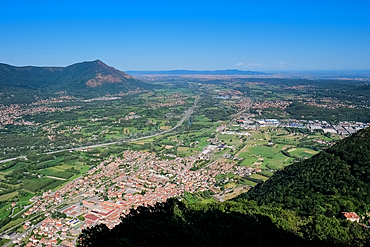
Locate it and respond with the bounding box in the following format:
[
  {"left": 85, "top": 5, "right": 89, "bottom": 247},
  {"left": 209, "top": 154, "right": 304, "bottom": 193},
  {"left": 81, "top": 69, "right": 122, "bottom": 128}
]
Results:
[
  {"left": 126, "top": 69, "right": 266, "bottom": 75},
  {"left": 0, "top": 60, "right": 153, "bottom": 94}
]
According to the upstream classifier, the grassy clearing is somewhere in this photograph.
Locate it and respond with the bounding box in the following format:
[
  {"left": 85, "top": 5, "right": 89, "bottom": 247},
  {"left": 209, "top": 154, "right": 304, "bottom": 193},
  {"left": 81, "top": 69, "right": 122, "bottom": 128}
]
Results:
[
  {"left": 1, "top": 162, "right": 28, "bottom": 174},
  {"left": 18, "top": 191, "right": 34, "bottom": 204},
  {"left": 52, "top": 164, "right": 74, "bottom": 170},
  {"left": 223, "top": 187, "right": 251, "bottom": 200},
  {"left": 250, "top": 133, "right": 268, "bottom": 140},
  {"left": 288, "top": 147, "right": 318, "bottom": 158},
  {"left": 131, "top": 137, "right": 155, "bottom": 144},
  {"left": 0, "top": 217, "right": 25, "bottom": 232},
  {"left": 218, "top": 134, "right": 242, "bottom": 145},
  {"left": 23, "top": 177, "right": 62, "bottom": 192},
  {"left": 194, "top": 115, "right": 211, "bottom": 122},
  {"left": 250, "top": 174, "right": 269, "bottom": 181},
  {"left": 265, "top": 152, "right": 293, "bottom": 170},
  {"left": 39, "top": 167, "right": 74, "bottom": 179},
  {"left": 215, "top": 172, "right": 235, "bottom": 182},
  {"left": 182, "top": 192, "right": 216, "bottom": 204},
  {"left": 282, "top": 145, "right": 291, "bottom": 150},
  {"left": 202, "top": 107, "right": 218, "bottom": 111},
  {"left": 248, "top": 145, "right": 280, "bottom": 158},
  {"left": 0, "top": 191, "right": 18, "bottom": 202},
  {"left": 237, "top": 179, "right": 257, "bottom": 187},
  {"left": 177, "top": 147, "right": 189, "bottom": 152},
  {"left": 238, "top": 153, "right": 259, "bottom": 167},
  {"left": 53, "top": 168, "right": 89, "bottom": 192},
  {"left": 224, "top": 182, "right": 236, "bottom": 189},
  {"left": 0, "top": 203, "right": 12, "bottom": 219},
  {"left": 67, "top": 165, "right": 90, "bottom": 182}
]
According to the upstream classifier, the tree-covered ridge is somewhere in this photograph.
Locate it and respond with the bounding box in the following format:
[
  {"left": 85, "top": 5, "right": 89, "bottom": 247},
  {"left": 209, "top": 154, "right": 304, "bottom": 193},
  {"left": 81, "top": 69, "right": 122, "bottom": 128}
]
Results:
[
  {"left": 0, "top": 60, "right": 156, "bottom": 101},
  {"left": 243, "top": 127, "right": 370, "bottom": 216},
  {"left": 78, "top": 198, "right": 370, "bottom": 247}
]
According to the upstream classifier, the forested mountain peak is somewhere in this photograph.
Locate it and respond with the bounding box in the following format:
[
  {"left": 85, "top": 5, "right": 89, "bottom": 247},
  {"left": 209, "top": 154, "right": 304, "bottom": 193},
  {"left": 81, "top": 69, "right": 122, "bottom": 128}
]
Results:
[{"left": 0, "top": 60, "right": 153, "bottom": 94}]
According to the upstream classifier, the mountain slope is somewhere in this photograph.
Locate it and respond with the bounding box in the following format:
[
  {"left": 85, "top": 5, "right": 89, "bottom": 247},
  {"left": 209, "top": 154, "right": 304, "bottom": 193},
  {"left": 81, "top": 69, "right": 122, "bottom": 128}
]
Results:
[
  {"left": 0, "top": 60, "right": 154, "bottom": 94},
  {"left": 239, "top": 127, "right": 370, "bottom": 216}
]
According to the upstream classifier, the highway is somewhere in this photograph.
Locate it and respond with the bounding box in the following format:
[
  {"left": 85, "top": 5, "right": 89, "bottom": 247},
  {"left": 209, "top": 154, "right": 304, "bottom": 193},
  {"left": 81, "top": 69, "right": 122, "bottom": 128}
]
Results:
[{"left": 0, "top": 95, "right": 200, "bottom": 162}]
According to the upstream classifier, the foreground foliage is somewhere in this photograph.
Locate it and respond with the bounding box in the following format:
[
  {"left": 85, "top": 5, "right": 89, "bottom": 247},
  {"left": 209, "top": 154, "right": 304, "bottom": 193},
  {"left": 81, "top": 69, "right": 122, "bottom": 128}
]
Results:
[{"left": 78, "top": 198, "right": 370, "bottom": 247}]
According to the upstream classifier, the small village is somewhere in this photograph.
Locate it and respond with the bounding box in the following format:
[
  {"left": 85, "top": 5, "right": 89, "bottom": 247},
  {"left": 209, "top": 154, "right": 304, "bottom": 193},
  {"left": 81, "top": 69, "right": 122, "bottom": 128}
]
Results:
[{"left": 0, "top": 105, "right": 80, "bottom": 128}]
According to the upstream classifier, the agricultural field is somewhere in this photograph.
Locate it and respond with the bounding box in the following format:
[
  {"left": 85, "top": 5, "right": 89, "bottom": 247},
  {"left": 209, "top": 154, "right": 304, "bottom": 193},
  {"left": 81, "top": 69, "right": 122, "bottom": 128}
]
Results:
[
  {"left": 0, "top": 192, "right": 18, "bottom": 202},
  {"left": 238, "top": 151, "right": 259, "bottom": 167},
  {"left": 0, "top": 149, "right": 97, "bottom": 207},
  {"left": 39, "top": 168, "right": 74, "bottom": 179},
  {"left": 0, "top": 89, "right": 196, "bottom": 161},
  {"left": 264, "top": 152, "right": 294, "bottom": 170},
  {"left": 23, "top": 178, "right": 64, "bottom": 193},
  {"left": 192, "top": 115, "right": 213, "bottom": 125},
  {"left": 250, "top": 173, "right": 269, "bottom": 182},
  {"left": 218, "top": 134, "right": 243, "bottom": 145},
  {"left": 287, "top": 147, "right": 318, "bottom": 159},
  {"left": 235, "top": 129, "right": 329, "bottom": 171},
  {"left": 182, "top": 191, "right": 216, "bottom": 204},
  {"left": 248, "top": 145, "right": 281, "bottom": 158}
]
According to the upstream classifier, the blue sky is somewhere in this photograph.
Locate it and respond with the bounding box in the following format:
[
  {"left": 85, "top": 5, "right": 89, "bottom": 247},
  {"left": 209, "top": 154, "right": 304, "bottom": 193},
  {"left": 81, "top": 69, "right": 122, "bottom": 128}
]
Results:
[{"left": 1, "top": 0, "right": 369, "bottom": 71}]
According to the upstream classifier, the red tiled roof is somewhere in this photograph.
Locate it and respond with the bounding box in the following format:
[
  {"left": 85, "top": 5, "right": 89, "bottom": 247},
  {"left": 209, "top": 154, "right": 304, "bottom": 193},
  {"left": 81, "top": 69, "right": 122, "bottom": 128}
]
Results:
[
  {"left": 63, "top": 206, "right": 76, "bottom": 213},
  {"left": 85, "top": 214, "right": 99, "bottom": 221},
  {"left": 343, "top": 212, "right": 359, "bottom": 219}
]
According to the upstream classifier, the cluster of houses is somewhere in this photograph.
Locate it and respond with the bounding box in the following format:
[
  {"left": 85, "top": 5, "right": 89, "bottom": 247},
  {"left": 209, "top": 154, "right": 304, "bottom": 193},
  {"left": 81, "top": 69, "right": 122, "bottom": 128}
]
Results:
[
  {"left": 0, "top": 104, "right": 79, "bottom": 128},
  {"left": 20, "top": 149, "right": 254, "bottom": 246},
  {"left": 251, "top": 100, "right": 292, "bottom": 110}
]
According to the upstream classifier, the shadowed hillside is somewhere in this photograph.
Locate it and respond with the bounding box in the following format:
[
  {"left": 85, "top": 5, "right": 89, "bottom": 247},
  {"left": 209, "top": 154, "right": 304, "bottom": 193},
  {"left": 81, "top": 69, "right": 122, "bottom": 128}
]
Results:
[{"left": 78, "top": 199, "right": 370, "bottom": 247}]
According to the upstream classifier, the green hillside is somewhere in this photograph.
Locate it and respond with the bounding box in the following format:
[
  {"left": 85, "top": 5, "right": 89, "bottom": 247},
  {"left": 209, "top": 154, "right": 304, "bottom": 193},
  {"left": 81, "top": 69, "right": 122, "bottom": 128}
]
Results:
[
  {"left": 0, "top": 60, "right": 156, "bottom": 103},
  {"left": 241, "top": 127, "right": 370, "bottom": 216}
]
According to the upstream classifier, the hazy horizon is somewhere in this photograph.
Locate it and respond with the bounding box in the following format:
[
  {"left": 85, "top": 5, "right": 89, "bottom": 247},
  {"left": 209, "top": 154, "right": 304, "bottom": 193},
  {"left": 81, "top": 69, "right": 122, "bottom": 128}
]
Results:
[{"left": 3, "top": 60, "right": 370, "bottom": 76}]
